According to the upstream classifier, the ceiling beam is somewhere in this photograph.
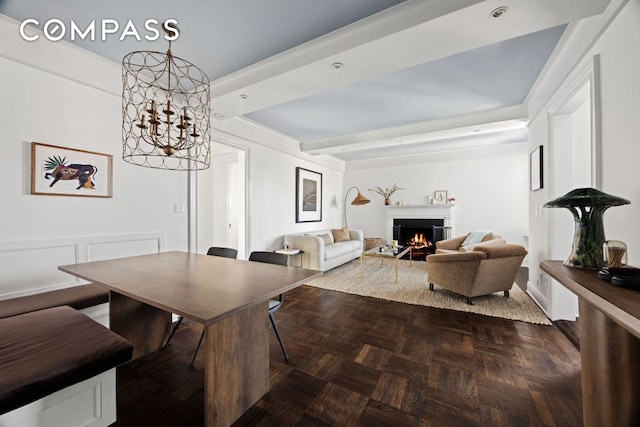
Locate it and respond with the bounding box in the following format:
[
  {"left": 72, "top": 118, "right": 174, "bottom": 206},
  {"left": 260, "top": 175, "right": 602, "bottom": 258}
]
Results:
[
  {"left": 300, "top": 104, "right": 528, "bottom": 155},
  {"left": 210, "top": 0, "right": 611, "bottom": 120}
]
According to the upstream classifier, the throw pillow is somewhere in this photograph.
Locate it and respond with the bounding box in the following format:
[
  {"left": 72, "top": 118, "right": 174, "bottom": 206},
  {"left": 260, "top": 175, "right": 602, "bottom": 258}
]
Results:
[
  {"left": 460, "top": 238, "right": 505, "bottom": 252},
  {"left": 332, "top": 228, "right": 350, "bottom": 242},
  {"left": 319, "top": 233, "right": 333, "bottom": 246}
]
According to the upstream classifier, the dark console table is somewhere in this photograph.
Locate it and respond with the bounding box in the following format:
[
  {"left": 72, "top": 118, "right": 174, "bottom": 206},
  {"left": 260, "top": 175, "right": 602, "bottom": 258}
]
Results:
[{"left": 540, "top": 260, "right": 640, "bottom": 427}]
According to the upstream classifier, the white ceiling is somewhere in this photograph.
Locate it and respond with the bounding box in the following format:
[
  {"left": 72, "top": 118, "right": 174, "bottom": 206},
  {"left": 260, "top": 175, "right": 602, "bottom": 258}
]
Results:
[{"left": 0, "top": 0, "right": 611, "bottom": 162}]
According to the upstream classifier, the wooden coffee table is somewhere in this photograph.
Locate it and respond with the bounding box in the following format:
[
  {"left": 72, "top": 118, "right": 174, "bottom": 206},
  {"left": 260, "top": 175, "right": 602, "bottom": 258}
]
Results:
[{"left": 360, "top": 246, "right": 412, "bottom": 283}]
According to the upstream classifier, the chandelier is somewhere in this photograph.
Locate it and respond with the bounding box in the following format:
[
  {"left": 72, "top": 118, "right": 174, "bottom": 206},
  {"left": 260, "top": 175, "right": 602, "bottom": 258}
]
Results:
[{"left": 122, "top": 26, "right": 211, "bottom": 170}]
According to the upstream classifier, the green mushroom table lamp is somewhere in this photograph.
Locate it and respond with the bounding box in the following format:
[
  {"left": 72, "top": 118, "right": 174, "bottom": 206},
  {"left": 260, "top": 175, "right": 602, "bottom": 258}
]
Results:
[{"left": 543, "top": 188, "right": 630, "bottom": 269}]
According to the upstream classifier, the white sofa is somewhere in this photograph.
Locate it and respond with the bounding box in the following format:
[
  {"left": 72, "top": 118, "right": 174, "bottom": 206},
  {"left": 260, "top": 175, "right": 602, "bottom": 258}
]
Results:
[{"left": 284, "top": 229, "right": 364, "bottom": 271}]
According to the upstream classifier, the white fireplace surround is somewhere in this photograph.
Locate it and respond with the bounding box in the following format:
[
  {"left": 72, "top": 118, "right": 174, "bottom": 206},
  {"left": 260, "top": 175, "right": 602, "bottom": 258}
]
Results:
[{"left": 386, "top": 204, "right": 453, "bottom": 244}]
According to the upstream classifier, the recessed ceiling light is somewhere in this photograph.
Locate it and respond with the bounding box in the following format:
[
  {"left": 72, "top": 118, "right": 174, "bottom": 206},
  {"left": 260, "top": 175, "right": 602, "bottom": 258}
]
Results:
[
  {"left": 490, "top": 6, "right": 508, "bottom": 18},
  {"left": 239, "top": 94, "right": 248, "bottom": 100},
  {"left": 331, "top": 62, "right": 344, "bottom": 70}
]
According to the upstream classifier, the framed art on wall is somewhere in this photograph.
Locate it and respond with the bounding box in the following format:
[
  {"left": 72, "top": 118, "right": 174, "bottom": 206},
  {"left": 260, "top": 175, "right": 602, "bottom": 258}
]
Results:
[
  {"left": 296, "top": 167, "right": 322, "bottom": 223},
  {"left": 530, "top": 145, "right": 543, "bottom": 191},
  {"left": 31, "top": 142, "right": 113, "bottom": 197}
]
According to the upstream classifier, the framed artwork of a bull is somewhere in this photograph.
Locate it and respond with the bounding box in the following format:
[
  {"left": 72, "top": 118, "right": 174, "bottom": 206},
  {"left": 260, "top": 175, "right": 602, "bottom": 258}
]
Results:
[{"left": 31, "top": 142, "right": 113, "bottom": 198}]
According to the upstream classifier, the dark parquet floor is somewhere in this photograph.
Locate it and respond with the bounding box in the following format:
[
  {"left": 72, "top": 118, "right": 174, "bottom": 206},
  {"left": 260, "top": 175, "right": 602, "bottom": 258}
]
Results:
[{"left": 114, "top": 284, "right": 582, "bottom": 427}]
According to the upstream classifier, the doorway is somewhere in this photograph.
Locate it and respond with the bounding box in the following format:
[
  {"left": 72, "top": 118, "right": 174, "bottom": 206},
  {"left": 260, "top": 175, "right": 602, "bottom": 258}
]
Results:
[
  {"left": 197, "top": 142, "right": 248, "bottom": 259},
  {"left": 547, "top": 56, "right": 601, "bottom": 320}
]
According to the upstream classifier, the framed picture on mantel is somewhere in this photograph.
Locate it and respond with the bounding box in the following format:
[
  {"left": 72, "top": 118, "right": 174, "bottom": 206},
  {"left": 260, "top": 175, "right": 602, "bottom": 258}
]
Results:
[
  {"left": 433, "top": 190, "right": 448, "bottom": 205},
  {"left": 433, "top": 190, "right": 447, "bottom": 205}
]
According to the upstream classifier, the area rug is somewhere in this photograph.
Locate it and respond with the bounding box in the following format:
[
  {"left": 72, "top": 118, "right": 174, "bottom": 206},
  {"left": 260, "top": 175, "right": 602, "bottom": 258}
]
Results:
[{"left": 305, "top": 259, "right": 551, "bottom": 325}]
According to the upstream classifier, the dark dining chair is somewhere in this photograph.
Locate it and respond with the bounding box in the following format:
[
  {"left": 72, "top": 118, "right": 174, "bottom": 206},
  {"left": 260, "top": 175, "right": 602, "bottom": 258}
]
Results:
[
  {"left": 207, "top": 246, "right": 238, "bottom": 258},
  {"left": 163, "top": 246, "right": 238, "bottom": 366},
  {"left": 248, "top": 251, "right": 291, "bottom": 362}
]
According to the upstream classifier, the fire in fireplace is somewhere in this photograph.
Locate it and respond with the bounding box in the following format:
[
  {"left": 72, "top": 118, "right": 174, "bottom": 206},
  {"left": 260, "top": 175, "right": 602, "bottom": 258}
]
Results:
[{"left": 393, "top": 218, "right": 445, "bottom": 261}]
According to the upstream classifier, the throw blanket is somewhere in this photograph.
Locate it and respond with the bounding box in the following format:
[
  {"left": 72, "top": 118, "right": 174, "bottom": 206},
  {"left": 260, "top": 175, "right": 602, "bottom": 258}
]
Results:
[{"left": 462, "top": 230, "right": 494, "bottom": 246}]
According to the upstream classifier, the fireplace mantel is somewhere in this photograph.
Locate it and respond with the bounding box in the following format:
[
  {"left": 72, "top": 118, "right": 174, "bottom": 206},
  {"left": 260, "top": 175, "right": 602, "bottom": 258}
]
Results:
[{"left": 385, "top": 205, "right": 453, "bottom": 244}]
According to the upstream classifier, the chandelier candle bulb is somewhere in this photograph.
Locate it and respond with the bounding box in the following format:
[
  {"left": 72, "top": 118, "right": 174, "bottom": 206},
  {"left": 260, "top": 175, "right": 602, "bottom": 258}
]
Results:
[
  {"left": 163, "top": 100, "right": 173, "bottom": 115},
  {"left": 136, "top": 114, "right": 146, "bottom": 129}
]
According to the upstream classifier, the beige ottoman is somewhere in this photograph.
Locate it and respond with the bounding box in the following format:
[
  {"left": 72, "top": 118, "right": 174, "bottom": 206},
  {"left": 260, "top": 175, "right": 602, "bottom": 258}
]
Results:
[{"left": 364, "top": 237, "right": 383, "bottom": 250}]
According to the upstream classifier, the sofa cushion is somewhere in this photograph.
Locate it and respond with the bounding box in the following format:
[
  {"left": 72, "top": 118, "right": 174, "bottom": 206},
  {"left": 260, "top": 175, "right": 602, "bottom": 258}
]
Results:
[
  {"left": 0, "top": 284, "right": 109, "bottom": 319},
  {"left": 324, "top": 239, "right": 361, "bottom": 260},
  {"left": 332, "top": 228, "right": 350, "bottom": 242},
  {"left": 0, "top": 306, "right": 133, "bottom": 414}
]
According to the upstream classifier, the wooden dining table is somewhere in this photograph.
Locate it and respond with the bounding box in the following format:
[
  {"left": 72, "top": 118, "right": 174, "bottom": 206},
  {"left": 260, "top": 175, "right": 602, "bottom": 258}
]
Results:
[{"left": 59, "top": 251, "right": 322, "bottom": 427}]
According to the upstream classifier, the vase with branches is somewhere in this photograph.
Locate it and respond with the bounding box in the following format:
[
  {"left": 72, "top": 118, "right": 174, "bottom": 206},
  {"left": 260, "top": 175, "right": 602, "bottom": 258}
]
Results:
[{"left": 369, "top": 183, "right": 403, "bottom": 205}]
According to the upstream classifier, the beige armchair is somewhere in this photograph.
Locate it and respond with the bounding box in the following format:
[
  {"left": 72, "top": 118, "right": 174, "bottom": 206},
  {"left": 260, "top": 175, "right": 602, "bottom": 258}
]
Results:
[{"left": 426, "top": 244, "right": 527, "bottom": 304}]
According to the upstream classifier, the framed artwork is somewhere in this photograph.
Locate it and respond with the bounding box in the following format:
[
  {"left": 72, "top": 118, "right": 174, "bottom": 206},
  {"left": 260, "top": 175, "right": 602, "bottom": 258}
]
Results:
[
  {"left": 530, "top": 145, "right": 543, "bottom": 191},
  {"left": 295, "top": 167, "right": 322, "bottom": 223},
  {"left": 433, "top": 190, "right": 448, "bottom": 205},
  {"left": 31, "top": 142, "right": 113, "bottom": 198}
]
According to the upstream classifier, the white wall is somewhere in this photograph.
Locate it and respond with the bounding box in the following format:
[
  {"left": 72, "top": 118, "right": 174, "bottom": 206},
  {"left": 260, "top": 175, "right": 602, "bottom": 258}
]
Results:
[
  {"left": 344, "top": 143, "right": 529, "bottom": 249},
  {"left": 1, "top": 14, "right": 346, "bottom": 286},
  {"left": 208, "top": 119, "right": 346, "bottom": 255},
  {"left": 527, "top": 0, "right": 640, "bottom": 317},
  {"left": 0, "top": 16, "right": 189, "bottom": 252}
]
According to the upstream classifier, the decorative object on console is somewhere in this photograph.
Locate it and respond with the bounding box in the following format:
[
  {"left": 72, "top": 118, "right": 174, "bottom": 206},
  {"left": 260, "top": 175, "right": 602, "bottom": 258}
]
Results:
[
  {"left": 296, "top": 167, "right": 323, "bottom": 223},
  {"left": 433, "top": 190, "right": 448, "bottom": 205},
  {"left": 31, "top": 142, "right": 113, "bottom": 198},
  {"left": 369, "top": 183, "right": 403, "bottom": 205},
  {"left": 543, "top": 188, "right": 630, "bottom": 269},
  {"left": 598, "top": 265, "right": 640, "bottom": 288},
  {"left": 122, "top": 22, "right": 211, "bottom": 171},
  {"left": 603, "top": 240, "right": 627, "bottom": 268},
  {"left": 530, "top": 145, "right": 543, "bottom": 191},
  {"left": 343, "top": 186, "right": 370, "bottom": 228}
]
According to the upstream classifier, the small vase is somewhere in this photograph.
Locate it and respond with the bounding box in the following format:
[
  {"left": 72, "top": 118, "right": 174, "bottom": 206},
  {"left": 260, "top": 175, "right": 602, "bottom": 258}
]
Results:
[{"left": 384, "top": 197, "right": 390, "bottom": 205}]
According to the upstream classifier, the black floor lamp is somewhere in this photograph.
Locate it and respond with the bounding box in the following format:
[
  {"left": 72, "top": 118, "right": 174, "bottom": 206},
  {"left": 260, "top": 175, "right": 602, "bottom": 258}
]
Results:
[{"left": 344, "top": 186, "right": 370, "bottom": 228}]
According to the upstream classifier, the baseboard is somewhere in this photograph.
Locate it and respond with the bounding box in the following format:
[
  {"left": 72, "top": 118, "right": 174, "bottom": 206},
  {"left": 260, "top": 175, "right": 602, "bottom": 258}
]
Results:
[{"left": 527, "top": 283, "right": 550, "bottom": 318}]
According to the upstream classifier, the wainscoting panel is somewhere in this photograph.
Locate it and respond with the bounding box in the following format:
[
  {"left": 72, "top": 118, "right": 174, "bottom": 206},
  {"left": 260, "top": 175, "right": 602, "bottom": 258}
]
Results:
[
  {"left": 0, "top": 369, "right": 117, "bottom": 427},
  {"left": 0, "top": 232, "right": 164, "bottom": 300},
  {"left": 86, "top": 235, "right": 163, "bottom": 262},
  {"left": 0, "top": 243, "right": 80, "bottom": 299}
]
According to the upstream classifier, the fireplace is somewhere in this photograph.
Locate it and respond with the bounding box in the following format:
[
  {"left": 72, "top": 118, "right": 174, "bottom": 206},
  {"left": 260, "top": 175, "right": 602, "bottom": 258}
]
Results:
[
  {"left": 385, "top": 204, "right": 453, "bottom": 261},
  {"left": 393, "top": 218, "right": 445, "bottom": 261}
]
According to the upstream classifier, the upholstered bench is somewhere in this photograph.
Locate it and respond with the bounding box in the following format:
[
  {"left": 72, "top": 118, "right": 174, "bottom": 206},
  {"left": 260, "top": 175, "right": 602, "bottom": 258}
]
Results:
[
  {"left": 0, "top": 306, "right": 133, "bottom": 426},
  {"left": 0, "top": 283, "right": 109, "bottom": 319}
]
